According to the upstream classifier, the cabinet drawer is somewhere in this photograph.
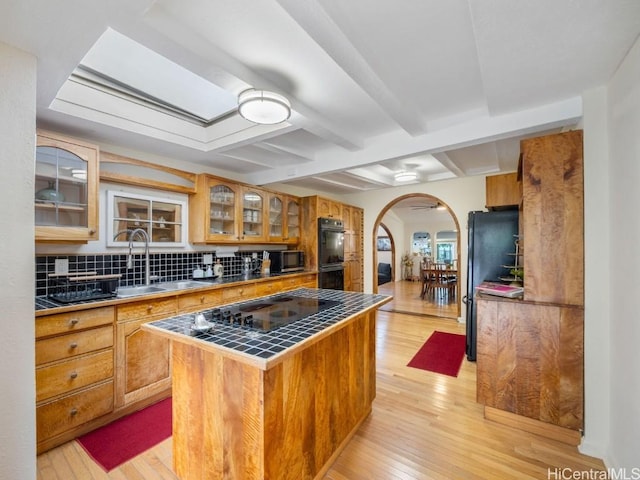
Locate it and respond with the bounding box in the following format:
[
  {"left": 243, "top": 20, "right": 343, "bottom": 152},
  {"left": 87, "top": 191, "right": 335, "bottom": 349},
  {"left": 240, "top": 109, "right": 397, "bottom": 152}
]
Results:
[
  {"left": 36, "top": 307, "right": 114, "bottom": 339},
  {"left": 222, "top": 285, "right": 257, "bottom": 303},
  {"left": 37, "top": 380, "right": 113, "bottom": 442},
  {"left": 36, "top": 326, "right": 113, "bottom": 366},
  {"left": 117, "top": 297, "right": 177, "bottom": 323},
  {"left": 36, "top": 350, "right": 114, "bottom": 402},
  {"left": 282, "top": 275, "right": 317, "bottom": 289},
  {"left": 178, "top": 289, "right": 223, "bottom": 312},
  {"left": 256, "top": 281, "right": 282, "bottom": 296}
]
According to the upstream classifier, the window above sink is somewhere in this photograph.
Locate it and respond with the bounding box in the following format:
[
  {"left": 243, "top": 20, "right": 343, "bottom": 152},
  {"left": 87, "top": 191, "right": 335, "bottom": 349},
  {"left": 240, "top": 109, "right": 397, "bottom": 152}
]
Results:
[{"left": 107, "top": 190, "right": 188, "bottom": 247}]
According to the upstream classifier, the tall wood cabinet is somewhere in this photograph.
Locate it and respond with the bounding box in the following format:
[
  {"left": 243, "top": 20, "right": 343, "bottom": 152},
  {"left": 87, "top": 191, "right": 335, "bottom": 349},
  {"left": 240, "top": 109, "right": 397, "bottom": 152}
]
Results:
[
  {"left": 35, "top": 130, "right": 99, "bottom": 243},
  {"left": 301, "top": 196, "right": 364, "bottom": 291},
  {"left": 343, "top": 205, "right": 364, "bottom": 292},
  {"left": 476, "top": 130, "right": 585, "bottom": 442}
]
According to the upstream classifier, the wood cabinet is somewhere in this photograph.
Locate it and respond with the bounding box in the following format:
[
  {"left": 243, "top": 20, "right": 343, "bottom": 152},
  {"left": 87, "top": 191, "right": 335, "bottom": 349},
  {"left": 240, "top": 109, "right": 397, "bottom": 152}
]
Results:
[
  {"left": 476, "top": 130, "right": 585, "bottom": 443},
  {"left": 115, "top": 298, "right": 176, "bottom": 408},
  {"left": 343, "top": 205, "right": 364, "bottom": 292},
  {"left": 35, "top": 306, "right": 115, "bottom": 453},
  {"left": 35, "top": 130, "right": 99, "bottom": 243},
  {"left": 267, "top": 193, "right": 300, "bottom": 244},
  {"left": 485, "top": 172, "right": 521, "bottom": 210},
  {"left": 521, "top": 130, "right": 584, "bottom": 306},
  {"left": 476, "top": 297, "right": 583, "bottom": 440},
  {"left": 301, "top": 196, "right": 360, "bottom": 273},
  {"left": 190, "top": 174, "right": 300, "bottom": 244},
  {"left": 318, "top": 197, "right": 342, "bottom": 218}
]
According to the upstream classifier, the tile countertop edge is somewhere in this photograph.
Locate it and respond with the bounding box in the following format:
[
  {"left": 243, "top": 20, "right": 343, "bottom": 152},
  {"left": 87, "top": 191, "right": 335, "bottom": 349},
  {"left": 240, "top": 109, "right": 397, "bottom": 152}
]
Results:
[
  {"left": 141, "top": 293, "right": 393, "bottom": 371},
  {"left": 35, "top": 270, "right": 319, "bottom": 316}
]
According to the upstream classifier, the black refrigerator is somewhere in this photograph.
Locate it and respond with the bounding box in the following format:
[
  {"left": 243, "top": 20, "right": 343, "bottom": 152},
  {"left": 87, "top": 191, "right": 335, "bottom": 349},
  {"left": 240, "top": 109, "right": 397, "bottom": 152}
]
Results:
[{"left": 464, "top": 210, "right": 519, "bottom": 361}]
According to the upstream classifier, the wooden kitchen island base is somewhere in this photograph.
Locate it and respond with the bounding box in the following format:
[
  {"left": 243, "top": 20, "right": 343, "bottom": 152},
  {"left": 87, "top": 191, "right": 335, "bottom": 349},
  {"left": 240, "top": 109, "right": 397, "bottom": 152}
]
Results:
[{"left": 169, "top": 308, "right": 377, "bottom": 480}]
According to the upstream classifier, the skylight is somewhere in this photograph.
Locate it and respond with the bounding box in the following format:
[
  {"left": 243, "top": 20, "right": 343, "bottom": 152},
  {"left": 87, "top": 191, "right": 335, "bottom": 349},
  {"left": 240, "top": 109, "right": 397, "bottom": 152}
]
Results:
[{"left": 75, "top": 28, "right": 237, "bottom": 124}]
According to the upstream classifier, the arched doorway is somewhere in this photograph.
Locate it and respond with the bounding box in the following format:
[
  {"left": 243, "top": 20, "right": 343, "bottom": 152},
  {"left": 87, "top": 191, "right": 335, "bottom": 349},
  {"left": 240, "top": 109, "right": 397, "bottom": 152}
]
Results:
[{"left": 372, "top": 193, "right": 462, "bottom": 319}]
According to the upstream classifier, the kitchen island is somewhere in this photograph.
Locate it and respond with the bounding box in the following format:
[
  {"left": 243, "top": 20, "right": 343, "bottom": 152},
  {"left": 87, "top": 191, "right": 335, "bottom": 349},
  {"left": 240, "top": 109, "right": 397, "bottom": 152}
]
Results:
[{"left": 142, "top": 288, "right": 391, "bottom": 480}]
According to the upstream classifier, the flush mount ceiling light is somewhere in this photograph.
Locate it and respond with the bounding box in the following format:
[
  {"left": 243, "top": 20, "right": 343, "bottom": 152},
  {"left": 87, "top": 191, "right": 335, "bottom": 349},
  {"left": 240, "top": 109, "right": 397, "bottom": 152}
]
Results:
[
  {"left": 238, "top": 89, "right": 291, "bottom": 125},
  {"left": 394, "top": 170, "right": 418, "bottom": 182}
]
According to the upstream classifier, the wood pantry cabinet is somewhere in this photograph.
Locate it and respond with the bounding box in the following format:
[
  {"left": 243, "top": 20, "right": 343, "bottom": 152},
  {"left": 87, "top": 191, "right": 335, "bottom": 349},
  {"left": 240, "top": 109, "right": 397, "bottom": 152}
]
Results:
[
  {"left": 35, "top": 306, "right": 115, "bottom": 454},
  {"left": 343, "top": 205, "right": 364, "bottom": 292},
  {"left": 475, "top": 130, "right": 585, "bottom": 443},
  {"left": 35, "top": 130, "right": 99, "bottom": 243}
]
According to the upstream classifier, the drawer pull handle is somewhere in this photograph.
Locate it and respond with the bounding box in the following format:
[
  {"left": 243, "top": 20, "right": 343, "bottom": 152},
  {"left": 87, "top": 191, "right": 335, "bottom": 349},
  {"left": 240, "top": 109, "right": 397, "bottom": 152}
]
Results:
[
  {"left": 70, "top": 408, "right": 78, "bottom": 416},
  {"left": 69, "top": 342, "right": 78, "bottom": 349},
  {"left": 69, "top": 318, "right": 79, "bottom": 326},
  {"left": 69, "top": 371, "right": 78, "bottom": 379},
  {"left": 200, "top": 296, "right": 205, "bottom": 303},
  {"left": 147, "top": 305, "right": 153, "bottom": 312}
]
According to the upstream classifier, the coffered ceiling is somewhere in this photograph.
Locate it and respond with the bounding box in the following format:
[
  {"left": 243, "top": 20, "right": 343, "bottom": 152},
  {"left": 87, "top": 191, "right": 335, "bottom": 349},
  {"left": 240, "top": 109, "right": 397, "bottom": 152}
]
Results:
[{"left": 2, "top": 0, "right": 639, "bottom": 195}]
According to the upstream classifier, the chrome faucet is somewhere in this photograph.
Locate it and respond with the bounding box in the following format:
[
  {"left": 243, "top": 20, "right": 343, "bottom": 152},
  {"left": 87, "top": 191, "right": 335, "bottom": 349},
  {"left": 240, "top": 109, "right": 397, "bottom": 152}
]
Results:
[{"left": 114, "top": 228, "right": 153, "bottom": 286}]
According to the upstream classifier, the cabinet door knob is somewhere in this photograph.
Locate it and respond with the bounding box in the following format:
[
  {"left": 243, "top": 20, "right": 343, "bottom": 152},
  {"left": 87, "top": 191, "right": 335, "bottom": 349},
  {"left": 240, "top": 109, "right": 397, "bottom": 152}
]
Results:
[
  {"left": 69, "top": 318, "right": 79, "bottom": 326},
  {"left": 89, "top": 229, "right": 96, "bottom": 235},
  {"left": 69, "top": 342, "right": 78, "bottom": 349},
  {"left": 70, "top": 408, "right": 78, "bottom": 416},
  {"left": 147, "top": 305, "right": 153, "bottom": 312},
  {"left": 69, "top": 371, "right": 78, "bottom": 379},
  {"left": 200, "top": 296, "right": 205, "bottom": 303}
]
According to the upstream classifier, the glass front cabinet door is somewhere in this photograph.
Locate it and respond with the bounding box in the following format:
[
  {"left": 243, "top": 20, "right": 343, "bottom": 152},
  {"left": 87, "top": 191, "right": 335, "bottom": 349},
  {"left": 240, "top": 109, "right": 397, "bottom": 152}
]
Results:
[
  {"left": 241, "top": 187, "right": 266, "bottom": 242},
  {"left": 35, "top": 131, "right": 99, "bottom": 242},
  {"left": 208, "top": 181, "right": 240, "bottom": 242},
  {"left": 285, "top": 197, "right": 300, "bottom": 244}
]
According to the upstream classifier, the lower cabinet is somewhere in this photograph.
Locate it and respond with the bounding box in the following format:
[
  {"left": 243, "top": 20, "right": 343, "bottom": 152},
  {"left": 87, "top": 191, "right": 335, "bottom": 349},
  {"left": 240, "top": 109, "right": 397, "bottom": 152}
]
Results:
[
  {"left": 35, "top": 306, "right": 115, "bottom": 454},
  {"left": 115, "top": 298, "right": 177, "bottom": 408},
  {"left": 35, "top": 274, "right": 319, "bottom": 453},
  {"left": 476, "top": 296, "right": 584, "bottom": 442}
]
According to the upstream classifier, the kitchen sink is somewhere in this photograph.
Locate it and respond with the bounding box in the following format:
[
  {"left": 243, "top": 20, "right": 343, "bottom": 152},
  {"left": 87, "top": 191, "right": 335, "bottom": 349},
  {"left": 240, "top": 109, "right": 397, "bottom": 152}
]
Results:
[
  {"left": 117, "top": 285, "right": 166, "bottom": 298},
  {"left": 158, "top": 280, "right": 209, "bottom": 291}
]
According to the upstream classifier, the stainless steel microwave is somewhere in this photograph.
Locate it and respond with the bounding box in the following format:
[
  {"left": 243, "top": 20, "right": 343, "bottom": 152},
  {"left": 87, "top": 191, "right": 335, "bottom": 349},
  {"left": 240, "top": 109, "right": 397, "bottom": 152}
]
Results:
[{"left": 270, "top": 250, "right": 305, "bottom": 273}]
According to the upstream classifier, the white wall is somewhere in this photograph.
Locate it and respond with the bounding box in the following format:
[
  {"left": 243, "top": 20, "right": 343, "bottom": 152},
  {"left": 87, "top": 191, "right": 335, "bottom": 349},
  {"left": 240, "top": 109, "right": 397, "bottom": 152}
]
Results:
[
  {"left": 580, "top": 88, "right": 611, "bottom": 459},
  {"left": 344, "top": 175, "right": 486, "bottom": 320},
  {"left": 604, "top": 34, "right": 640, "bottom": 469},
  {"left": 0, "top": 42, "right": 37, "bottom": 479}
]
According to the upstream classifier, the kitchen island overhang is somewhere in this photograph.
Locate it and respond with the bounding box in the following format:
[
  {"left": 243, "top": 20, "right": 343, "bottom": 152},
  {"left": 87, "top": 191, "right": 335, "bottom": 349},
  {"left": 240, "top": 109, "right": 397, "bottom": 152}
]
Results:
[{"left": 142, "top": 288, "right": 392, "bottom": 480}]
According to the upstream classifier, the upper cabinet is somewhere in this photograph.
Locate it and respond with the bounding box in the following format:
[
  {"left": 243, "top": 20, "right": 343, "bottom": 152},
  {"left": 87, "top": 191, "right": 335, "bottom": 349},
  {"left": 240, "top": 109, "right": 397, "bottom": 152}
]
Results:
[
  {"left": 268, "top": 193, "right": 300, "bottom": 244},
  {"left": 190, "top": 174, "right": 300, "bottom": 244},
  {"left": 521, "top": 130, "right": 584, "bottom": 306},
  {"left": 35, "top": 130, "right": 99, "bottom": 243},
  {"left": 317, "top": 197, "right": 342, "bottom": 219},
  {"left": 485, "top": 172, "right": 521, "bottom": 210}
]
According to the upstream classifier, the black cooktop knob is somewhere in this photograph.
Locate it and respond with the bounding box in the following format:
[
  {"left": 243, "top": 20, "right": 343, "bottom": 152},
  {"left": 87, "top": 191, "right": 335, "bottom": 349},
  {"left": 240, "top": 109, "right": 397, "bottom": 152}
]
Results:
[
  {"left": 233, "top": 312, "right": 242, "bottom": 325},
  {"left": 211, "top": 308, "right": 221, "bottom": 320},
  {"left": 243, "top": 315, "right": 254, "bottom": 328},
  {"left": 222, "top": 310, "right": 232, "bottom": 323}
]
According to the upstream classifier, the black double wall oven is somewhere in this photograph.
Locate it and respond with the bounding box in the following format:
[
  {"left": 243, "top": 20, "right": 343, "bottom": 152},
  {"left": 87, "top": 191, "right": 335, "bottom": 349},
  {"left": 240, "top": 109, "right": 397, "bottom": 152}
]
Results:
[{"left": 318, "top": 217, "right": 345, "bottom": 290}]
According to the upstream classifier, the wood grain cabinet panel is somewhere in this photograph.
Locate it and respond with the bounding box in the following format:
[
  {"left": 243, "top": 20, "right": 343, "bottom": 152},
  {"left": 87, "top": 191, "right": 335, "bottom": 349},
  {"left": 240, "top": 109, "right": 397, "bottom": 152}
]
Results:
[
  {"left": 36, "top": 325, "right": 113, "bottom": 365},
  {"left": 521, "top": 130, "right": 584, "bottom": 306},
  {"left": 485, "top": 172, "right": 521, "bottom": 209},
  {"left": 476, "top": 298, "right": 583, "bottom": 432},
  {"left": 115, "top": 298, "right": 176, "bottom": 408}
]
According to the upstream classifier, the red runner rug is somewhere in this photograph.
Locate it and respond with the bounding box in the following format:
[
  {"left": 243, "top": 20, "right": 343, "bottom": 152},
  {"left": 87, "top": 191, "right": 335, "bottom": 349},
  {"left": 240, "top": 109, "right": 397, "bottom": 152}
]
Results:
[
  {"left": 77, "top": 397, "right": 172, "bottom": 472},
  {"left": 407, "top": 331, "right": 466, "bottom": 377}
]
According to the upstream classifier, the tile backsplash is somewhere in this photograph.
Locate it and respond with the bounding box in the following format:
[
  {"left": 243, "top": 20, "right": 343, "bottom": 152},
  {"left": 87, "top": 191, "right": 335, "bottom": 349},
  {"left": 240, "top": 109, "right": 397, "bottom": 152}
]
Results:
[{"left": 35, "top": 250, "right": 265, "bottom": 297}]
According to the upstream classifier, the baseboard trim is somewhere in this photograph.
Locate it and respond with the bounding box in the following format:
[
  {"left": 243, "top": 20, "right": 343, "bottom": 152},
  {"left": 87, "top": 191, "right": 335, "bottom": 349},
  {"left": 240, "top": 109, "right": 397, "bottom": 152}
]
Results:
[{"left": 484, "top": 406, "right": 582, "bottom": 446}]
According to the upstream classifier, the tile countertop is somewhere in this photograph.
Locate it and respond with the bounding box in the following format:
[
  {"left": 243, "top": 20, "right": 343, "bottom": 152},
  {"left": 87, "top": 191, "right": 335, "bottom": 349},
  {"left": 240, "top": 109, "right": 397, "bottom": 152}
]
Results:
[
  {"left": 144, "top": 288, "right": 392, "bottom": 368},
  {"left": 34, "top": 271, "right": 316, "bottom": 313}
]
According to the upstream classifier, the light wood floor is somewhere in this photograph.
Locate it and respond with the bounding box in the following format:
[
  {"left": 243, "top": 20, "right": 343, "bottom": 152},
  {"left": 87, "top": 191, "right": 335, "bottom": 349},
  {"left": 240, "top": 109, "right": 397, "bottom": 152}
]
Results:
[
  {"left": 378, "top": 279, "right": 459, "bottom": 319},
  {"left": 37, "top": 283, "right": 604, "bottom": 479}
]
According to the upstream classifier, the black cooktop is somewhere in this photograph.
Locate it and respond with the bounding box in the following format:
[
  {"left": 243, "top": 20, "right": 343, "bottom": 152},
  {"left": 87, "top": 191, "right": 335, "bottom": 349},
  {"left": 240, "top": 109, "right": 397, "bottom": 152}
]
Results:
[{"left": 205, "top": 293, "right": 340, "bottom": 332}]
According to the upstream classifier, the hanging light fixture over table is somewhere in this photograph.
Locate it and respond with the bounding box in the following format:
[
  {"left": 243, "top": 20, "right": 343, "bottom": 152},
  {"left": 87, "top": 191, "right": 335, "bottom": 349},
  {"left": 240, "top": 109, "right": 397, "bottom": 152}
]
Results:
[{"left": 238, "top": 89, "right": 291, "bottom": 124}]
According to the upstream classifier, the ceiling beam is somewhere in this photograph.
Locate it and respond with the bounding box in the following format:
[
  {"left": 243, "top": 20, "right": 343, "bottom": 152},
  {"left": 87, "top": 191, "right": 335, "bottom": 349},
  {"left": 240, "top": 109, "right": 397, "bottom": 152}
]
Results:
[
  {"left": 244, "top": 96, "right": 582, "bottom": 186},
  {"left": 275, "top": 0, "right": 426, "bottom": 136}
]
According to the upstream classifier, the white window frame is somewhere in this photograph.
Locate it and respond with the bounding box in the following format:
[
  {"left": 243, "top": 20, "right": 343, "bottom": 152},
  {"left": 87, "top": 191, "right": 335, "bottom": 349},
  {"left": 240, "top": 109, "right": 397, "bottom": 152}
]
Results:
[{"left": 106, "top": 190, "right": 188, "bottom": 247}]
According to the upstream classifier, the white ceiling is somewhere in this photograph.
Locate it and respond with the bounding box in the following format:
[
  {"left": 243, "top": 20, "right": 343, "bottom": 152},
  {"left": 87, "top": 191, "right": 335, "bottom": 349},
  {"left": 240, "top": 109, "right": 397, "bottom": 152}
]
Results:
[{"left": 2, "top": 0, "right": 640, "bottom": 195}]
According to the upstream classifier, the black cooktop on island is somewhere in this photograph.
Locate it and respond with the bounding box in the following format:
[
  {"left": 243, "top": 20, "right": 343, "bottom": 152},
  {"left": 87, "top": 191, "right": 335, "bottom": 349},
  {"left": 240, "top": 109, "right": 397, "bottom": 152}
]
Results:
[{"left": 206, "top": 293, "right": 340, "bottom": 332}]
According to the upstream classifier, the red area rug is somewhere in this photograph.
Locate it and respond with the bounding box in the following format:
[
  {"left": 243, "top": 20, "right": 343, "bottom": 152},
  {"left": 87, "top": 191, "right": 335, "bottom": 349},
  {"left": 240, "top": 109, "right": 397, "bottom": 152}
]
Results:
[
  {"left": 407, "top": 331, "right": 466, "bottom": 377},
  {"left": 77, "top": 397, "right": 172, "bottom": 472}
]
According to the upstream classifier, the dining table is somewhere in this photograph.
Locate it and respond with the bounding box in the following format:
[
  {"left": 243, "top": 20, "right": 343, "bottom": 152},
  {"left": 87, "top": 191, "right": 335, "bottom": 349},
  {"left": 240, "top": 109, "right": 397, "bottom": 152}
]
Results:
[{"left": 420, "top": 264, "right": 458, "bottom": 299}]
